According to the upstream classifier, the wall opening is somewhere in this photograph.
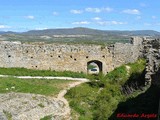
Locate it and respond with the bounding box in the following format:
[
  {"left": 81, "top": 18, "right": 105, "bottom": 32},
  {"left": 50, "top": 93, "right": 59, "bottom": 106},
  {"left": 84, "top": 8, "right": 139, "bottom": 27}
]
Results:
[
  {"left": 8, "top": 55, "right": 11, "bottom": 58},
  {"left": 87, "top": 60, "right": 102, "bottom": 74}
]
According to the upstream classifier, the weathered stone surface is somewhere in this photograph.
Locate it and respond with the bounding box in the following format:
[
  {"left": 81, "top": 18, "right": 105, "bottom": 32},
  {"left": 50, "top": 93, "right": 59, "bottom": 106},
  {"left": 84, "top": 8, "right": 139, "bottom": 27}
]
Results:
[
  {"left": 0, "top": 111, "right": 7, "bottom": 120},
  {"left": 143, "top": 38, "right": 160, "bottom": 85},
  {"left": 0, "top": 93, "right": 69, "bottom": 120},
  {"left": 0, "top": 37, "right": 143, "bottom": 74}
]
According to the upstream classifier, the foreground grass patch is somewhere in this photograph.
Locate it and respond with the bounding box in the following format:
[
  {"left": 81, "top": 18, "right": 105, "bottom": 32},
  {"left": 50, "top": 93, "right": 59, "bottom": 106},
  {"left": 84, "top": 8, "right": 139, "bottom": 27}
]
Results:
[
  {"left": 40, "top": 115, "right": 52, "bottom": 120},
  {"left": 66, "top": 83, "right": 99, "bottom": 120},
  {"left": 0, "top": 67, "right": 87, "bottom": 78},
  {"left": 65, "top": 59, "right": 147, "bottom": 120},
  {"left": 0, "top": 77, "right": 73, "bottom": 96}
]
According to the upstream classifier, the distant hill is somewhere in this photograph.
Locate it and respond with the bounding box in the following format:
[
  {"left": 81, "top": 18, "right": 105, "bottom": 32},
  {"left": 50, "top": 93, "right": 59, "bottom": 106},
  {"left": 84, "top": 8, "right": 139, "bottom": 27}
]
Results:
[
  {"left": 0, "top": 31, "right": 18, "bottom": 35},
  {"left": 0, "top": 31, "right": 9, "bottom": 35},
  {"left": 21, "top": 27, "right": 160, "bottom": 36},
  {"left": 0, "top": 27, "right": 160, "bottom": 45},
  {"left": 0, "top": 27, "right": 160, "bottom": 36},
  {"left": 22, "top": 27, "right": 106, "bottom": 36}
]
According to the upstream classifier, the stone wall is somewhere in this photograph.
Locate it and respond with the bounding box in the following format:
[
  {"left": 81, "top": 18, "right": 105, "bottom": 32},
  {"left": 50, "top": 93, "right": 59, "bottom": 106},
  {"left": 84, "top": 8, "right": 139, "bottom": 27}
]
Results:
[
  {"left": 109, "top": 36, "right": 143, "bottom": 68},
  {"left": 143, "top": 38, "right": 160, "bottom": 85},
  {"left": 0, "top": 37, "right": 143, "bottom": 74}
]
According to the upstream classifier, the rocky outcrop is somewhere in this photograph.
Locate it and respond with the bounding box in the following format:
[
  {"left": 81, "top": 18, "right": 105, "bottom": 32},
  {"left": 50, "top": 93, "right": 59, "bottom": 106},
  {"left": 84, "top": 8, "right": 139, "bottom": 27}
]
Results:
[
  {"left": 0, "top": 93, "right": 69, "bottom": 120},
  {"left": 0, "top": 78, "right": 88, "bottom": 120}
]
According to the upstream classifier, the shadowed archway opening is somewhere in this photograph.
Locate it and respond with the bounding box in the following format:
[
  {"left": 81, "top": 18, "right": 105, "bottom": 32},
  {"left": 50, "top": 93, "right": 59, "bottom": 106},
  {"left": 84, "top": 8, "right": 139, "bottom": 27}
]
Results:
[{"left": 87, "top": 60, "right": 102, "bottom": 74}]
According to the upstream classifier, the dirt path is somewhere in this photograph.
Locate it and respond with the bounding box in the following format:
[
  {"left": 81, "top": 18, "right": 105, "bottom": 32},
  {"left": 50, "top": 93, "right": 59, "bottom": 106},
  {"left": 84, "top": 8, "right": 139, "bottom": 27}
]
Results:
[
  {"left": 0, "top": 74, "right": 89, "bottom": 81},
  {"left": 0, "top": 75, "right": 89, "bottom": 120},
  {"left": 56, "top": 80, "right": 88, "bottom": 120}
]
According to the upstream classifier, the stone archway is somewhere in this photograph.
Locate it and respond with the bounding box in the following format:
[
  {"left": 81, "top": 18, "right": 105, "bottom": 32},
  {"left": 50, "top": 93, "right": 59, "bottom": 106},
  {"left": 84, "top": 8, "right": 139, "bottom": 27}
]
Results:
[{"left": 87, "top": 60, "right": 103, "bottom": 74}]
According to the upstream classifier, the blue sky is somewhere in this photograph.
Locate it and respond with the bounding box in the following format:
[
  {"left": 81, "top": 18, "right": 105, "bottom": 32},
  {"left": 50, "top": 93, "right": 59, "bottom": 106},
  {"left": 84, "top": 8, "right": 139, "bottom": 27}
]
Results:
[{"left": 0, "top": 0, "right": 160, "bottom": 32}]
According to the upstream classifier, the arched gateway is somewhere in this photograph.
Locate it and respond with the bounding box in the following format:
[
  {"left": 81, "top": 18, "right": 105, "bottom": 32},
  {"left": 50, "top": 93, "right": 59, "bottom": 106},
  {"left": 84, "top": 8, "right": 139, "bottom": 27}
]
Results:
[{"left": 87, "top": 60, "right": 102, "bottom": 74}]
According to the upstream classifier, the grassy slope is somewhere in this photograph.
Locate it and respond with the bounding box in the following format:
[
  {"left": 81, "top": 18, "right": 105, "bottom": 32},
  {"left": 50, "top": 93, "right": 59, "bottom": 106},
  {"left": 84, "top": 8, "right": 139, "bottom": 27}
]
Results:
[
  {"left": 66, "top": 83, "right": 99, "bottom": 120},
  {"left": 65, "top": 59, "right": 147, "bottom": 120},
  {"left": 0, "top": 67, "right": 87, "bottom": 78},
  {"left": 0, "top": 77, "right": 73, "bottom": 96}
]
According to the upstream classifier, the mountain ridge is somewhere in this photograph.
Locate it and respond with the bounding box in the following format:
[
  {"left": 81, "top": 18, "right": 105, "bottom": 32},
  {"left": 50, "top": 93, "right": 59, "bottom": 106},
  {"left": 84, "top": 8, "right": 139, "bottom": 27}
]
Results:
[{"left": 0, "top": 27, "right": 160, "bottom": 36}]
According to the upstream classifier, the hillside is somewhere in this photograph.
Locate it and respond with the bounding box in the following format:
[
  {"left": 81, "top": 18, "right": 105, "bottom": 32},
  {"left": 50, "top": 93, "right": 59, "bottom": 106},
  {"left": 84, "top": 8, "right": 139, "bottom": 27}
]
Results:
[
  {"left": 0, "top": 27, "right": 160, "bottom": 36},
  {"left": 22, "top": 27, "right": 160, "bottom": 36},
  {"left": 0, "top": 27, "right": 159, "bottom": 44}
]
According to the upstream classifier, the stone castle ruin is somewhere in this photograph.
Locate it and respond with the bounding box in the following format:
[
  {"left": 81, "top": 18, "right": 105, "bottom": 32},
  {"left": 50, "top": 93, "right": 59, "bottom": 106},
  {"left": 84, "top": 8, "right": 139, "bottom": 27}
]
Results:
[
  {"left": 0, "top": 37, "right": 143, "bottom": 75},
  {"left": 1, "top": 36, "right": 160, "bottom": 85}
]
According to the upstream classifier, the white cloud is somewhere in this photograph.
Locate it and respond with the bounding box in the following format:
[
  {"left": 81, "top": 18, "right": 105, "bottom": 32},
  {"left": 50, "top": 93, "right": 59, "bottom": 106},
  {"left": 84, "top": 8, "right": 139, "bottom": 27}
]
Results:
[
  {"left": 152, "top": 16, "right": 156, "bottom": 19},
  {"left": 72, "top": 21, "right": 90, "bottom": 25},
  {"left": 85, "top": 8, "right": 101, "bottom": 13},
  {"left": 70, "top": 10, "right": 83, "bottom": 14},
  {"left": 144, "top": 22, "right": 160, "bottom": 26},
  {"left": 111, "top": 21, "right": 127, "bottom": 25},
  {"left": 143, "top": 23, "right": 160, "bottom": 26},
  {"left": 92, "top": 17, "right": 102, "bottom": 21},
  {"left": 103, "top": 7, "right": 113, "bottom": 12},
  {"left": 53, "top": 12, "right": 58, "bottom": 15},
  {"left": 97, "top": 21, "right": 127, "bottom": 25},
  {"left": 25, "top": 15, "right": 35, "bottom": 19},
  {"left": 35, "top": 27, "right": 48, "bottom": 30},
  {"left": 85, "top": 7, "right": 113, "bottom": 13},
  {"left": 122, "top": 9, "right": 140, "bottom": 15},
  {"left": 0, "top": 25, "right": 11, "bottom": 29}
]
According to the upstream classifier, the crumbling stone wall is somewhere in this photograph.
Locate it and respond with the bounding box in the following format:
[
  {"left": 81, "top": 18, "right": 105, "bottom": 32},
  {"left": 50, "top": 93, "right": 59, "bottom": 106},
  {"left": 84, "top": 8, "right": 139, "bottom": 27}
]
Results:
[
  {"left": 0, "top": 37, "right": 143, "bottom": 74},
  {"left": 109, "top": 36, "right": 143, "bottom": 68},
  {"left": 144, "top": 38, "right": 160, "bottom": 85}
]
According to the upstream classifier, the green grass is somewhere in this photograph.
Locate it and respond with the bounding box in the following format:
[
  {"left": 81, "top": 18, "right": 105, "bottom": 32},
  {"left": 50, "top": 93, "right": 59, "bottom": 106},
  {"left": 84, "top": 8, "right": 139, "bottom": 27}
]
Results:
[
  {"left": 0, "top": 77, "right": 73, "bottom": 96},
  {"left": 0, "top": 67, "right": 87, "bottom": 78},
  {"left": 40, "top": 115, "right": 52, "bottom": 120},
  {"left": 38, "top": 103, "right": 45, "bottom": 108},
  {"left": 66, "top": 83, "right": 99, "bottom": 120},
  {"left": 3, "top": 110, "right": 12, "bottom": 120},
  {"left": 0, "top": 59, "right": 147, "bottom": 120},
  {"left": 65, "top": 59, "right": 147, "bottom": 120}
]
